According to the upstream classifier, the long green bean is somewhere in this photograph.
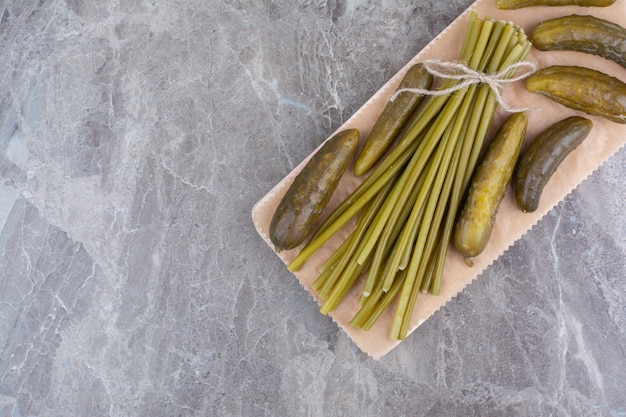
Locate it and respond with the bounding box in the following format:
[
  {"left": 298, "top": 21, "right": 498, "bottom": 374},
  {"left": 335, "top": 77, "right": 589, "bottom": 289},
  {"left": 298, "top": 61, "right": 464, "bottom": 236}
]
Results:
[{"left": 285, "top": 12, "right": 533, "bottom": 339}]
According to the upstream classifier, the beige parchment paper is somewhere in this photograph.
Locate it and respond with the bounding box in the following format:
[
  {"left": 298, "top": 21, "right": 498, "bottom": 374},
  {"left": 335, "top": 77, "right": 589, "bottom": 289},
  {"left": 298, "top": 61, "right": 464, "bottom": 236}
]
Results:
[{"left": 251, "top": 0, "right": 626, "bottom": 359}]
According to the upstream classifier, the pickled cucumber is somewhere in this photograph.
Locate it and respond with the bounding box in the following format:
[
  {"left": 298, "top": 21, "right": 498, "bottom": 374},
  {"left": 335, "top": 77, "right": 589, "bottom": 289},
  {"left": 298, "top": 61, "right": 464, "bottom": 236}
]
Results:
[
  {"left": 496, "top": 0, "right": 616, "bottom": 9},
  {"left": 454, "top": 112, "right": 527, "bottom": 265},
  {"left": 515, "top": 116, "right": 593, "bottom": 213},
  {"left": 269, "top": 129, "right": 359, "bottom": 251},
  {"left": 525, "top": 65, "right": 626, "bottom": 124},
  {"left": 531, "top": 15, "right": 626, "bottom": 69},
  {"left": 353, "top": 63, "right": 433, "bottom": 177}
]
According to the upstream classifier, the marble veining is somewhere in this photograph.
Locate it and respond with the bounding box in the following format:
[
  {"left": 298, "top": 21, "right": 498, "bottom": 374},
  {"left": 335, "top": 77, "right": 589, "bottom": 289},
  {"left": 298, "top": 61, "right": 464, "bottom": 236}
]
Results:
[{"left": 0, "top": 1, "right": 624, "bottom": 416}]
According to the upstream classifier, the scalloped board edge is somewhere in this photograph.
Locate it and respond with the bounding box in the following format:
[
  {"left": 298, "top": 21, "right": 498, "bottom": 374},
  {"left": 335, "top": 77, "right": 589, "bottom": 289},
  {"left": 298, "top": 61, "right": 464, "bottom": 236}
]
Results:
[{"left": 251, "top": 0, "right": 626, "bottom": 360}]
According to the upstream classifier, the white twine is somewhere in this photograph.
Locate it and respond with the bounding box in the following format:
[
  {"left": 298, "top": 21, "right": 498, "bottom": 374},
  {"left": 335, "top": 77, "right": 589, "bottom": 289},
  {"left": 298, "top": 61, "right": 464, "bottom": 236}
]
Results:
[{"left": 390, "top": 59, "right": 538, "bottom": 113}]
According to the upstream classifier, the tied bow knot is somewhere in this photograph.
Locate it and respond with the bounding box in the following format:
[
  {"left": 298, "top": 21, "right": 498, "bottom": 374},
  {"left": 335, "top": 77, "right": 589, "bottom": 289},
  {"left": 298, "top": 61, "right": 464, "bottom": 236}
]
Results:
[{"left": 390, "top": 59, "right": 538, "bottom": 113}]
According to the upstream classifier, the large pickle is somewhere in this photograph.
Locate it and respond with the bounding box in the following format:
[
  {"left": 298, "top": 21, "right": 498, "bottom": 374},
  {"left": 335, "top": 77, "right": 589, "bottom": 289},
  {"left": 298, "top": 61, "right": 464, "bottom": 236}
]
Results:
[
  {"left": 515, "top": 116, "right": 593, "bottom": 213},
  {"left": 496, "top": 0, "right": 616, "bottom": 8},
  {"left": 454, "top": 112, "right": 527, "bottom": 266},
  {"left": 525, "top": 65, "right": 626, "bottom": 124},
  {"left": 531, "top": 15, "right": 626, "bottom": 68},
  {"left": 269, "top": 129, "right": 359, "bottom": 251},
  {"left": 353, "top": 63, "right": 433, "bottom": 177}
]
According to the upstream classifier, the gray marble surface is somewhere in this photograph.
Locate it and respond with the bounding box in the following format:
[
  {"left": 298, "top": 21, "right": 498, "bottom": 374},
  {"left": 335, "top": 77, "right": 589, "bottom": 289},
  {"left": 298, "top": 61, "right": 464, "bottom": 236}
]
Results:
[{"left": 0, "top": 1, "right": 624, "bottom": 416}]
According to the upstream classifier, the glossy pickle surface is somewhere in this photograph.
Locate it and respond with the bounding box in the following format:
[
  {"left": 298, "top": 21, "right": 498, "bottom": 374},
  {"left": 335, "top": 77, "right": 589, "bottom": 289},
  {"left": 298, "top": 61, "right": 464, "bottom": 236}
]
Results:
[
  {"left": 531, "top": 14, "right": 626, "bottom": 68},
  {"left": 514, "top": 116, "right": 593, "bottom": 213},
  {"left": 525, "top": 65, "right": 626, "bottom": 124},
  {"left": 454, "top": 112, "right": 527, "bottom": 264},
  {"left": 353, "top": 63, "right": 433, "bottom": 177},
  {"left": 269, "top": 129, "right": 359, "bottom": 251}
]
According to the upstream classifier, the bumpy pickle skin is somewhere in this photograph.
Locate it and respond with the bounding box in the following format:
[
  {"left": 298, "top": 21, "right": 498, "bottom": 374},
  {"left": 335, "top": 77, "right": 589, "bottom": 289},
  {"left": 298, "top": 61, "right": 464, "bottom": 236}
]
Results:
[
  {"left": 269, "top": 129, "right": 359, "bottom": 251},
  {"left": 353, "top": 63, "right": 433, "bottom": 177},
  {"left": 531, "top": 15, "right": 626, "bottom": 69},
  {"left": 525, "top": 65, "right": 626, "bottom": 124},
  {"left": 496, "top": 0, "right": 616, "bottom": 9},
  {"left": 515, "top": 116, "right": 593, "bottom": 213},
  {"left": 453, "top": 112, "right": 527, "bottom": 266}
]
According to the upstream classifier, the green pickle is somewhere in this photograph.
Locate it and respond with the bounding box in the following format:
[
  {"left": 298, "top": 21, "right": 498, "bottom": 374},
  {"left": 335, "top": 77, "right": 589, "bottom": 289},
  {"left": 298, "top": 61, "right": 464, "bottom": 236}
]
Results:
[
  {"left": 496, "top": 0, "right": 616, "bottom": 9},
  {"left": 515, "top": 116, "right": 593, "bottom": 213},
  {"left": 269, "top": 129, "right": 359, "bottom": 251},
  {"left": 454, "top": 112, "right": 527, "bottom": 266},
  {"left": 531, "top": 15, "right": 626, "bottom": 69},
  {"left": 353, "top": 63, "right": 433, "bottom": 177},
  {"left": 525, "top": 65, "right": 626, "bottom": 124}
]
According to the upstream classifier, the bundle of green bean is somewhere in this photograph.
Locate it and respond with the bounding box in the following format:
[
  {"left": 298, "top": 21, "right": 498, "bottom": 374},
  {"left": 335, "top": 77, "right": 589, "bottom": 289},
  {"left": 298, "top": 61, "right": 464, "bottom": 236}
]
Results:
[{"left": 288, "top": 12, "right": 532, "bottom": 340}]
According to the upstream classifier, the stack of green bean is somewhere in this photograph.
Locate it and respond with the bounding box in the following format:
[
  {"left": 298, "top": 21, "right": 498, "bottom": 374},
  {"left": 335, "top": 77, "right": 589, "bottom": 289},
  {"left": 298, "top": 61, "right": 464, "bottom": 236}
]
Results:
[{"left": 287, "top": 12, "right": 532, "bottom": 340}]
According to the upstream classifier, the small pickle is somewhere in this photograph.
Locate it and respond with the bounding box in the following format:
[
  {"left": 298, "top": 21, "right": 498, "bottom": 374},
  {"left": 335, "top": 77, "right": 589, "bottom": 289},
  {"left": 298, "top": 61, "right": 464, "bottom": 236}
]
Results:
[
  {"left": 496, "top": 0, "right": 616, "bottom": 8},
  {"left": 454, "top": 112, "right": 527, "bottom": 266},
  {"left": 269, "top": 129, "right": 359, "bottom": 251},
  {"left": 353, "top": 63, "right": 433, "bottom": 177},
  {"left": 531, "top": 15, "right": 626, "bottom": 69},
  {"left": 515, "top": 116, "right": 593, "bottom": 213},
  {"left": 525, "top": 65, "right": 626, "bottom": 124}
]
